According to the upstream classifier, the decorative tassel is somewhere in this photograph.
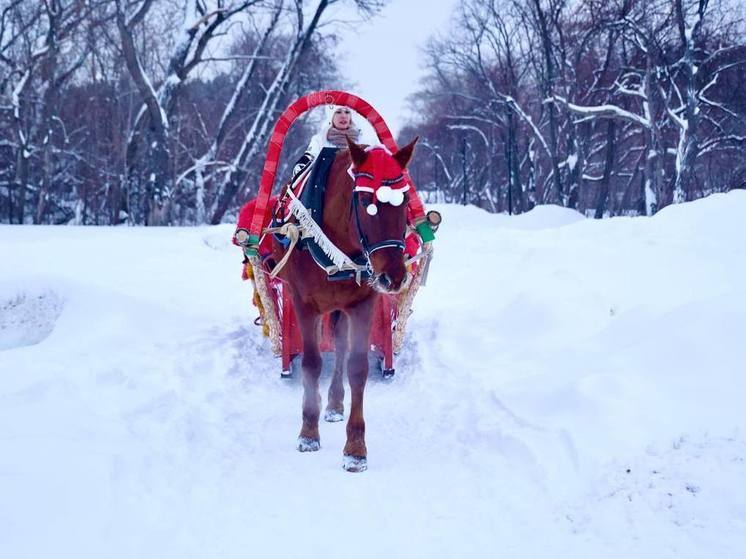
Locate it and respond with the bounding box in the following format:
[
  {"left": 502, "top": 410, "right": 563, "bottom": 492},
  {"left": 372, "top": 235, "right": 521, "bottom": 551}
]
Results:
[
  {"left": 245, "top": 260, "right": 271, "bottom": 339},
  {"left": 393, "top": 245, "right": 433, "bottom": 354}
]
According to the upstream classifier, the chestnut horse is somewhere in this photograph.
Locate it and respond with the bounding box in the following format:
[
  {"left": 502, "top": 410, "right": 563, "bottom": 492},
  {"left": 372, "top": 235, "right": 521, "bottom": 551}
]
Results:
[{"left": 272, "top": 137, "right": 417, "bottom": 472}]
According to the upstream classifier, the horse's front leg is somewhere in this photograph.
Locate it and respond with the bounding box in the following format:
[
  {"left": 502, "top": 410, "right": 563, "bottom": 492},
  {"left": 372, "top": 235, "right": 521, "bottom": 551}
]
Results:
[
  {"left": 343, "top": 297, "right": 376, "bottom": 472},
  {"left": 325, "top": 311, "right": 348, "bottom": 422},
  {"left": 295, "top": 302, "right": 322, "bottom": 452}
]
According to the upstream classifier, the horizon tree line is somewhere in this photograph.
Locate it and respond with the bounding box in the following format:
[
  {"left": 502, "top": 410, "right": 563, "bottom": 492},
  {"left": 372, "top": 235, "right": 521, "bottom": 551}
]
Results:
[
  {"left": 0, "top": 0, "right": 382, "bottom": 225},
  {"left": 401, "top": 0, "right": 746, "bottom": 217},
  {"left": 1, "top": 0, "right": 745, "bottom": 225}
]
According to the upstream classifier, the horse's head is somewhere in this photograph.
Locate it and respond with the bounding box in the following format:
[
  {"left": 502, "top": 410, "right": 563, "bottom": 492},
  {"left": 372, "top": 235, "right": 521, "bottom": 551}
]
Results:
[{"left": 347, "top": 137, "right": 418, "bottom": 294}]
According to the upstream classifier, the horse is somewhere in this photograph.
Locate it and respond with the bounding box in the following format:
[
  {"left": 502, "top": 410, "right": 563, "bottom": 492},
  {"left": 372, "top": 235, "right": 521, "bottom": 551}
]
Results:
[{"left": 271, "top": 137, "right": 418, "bottom": 472}]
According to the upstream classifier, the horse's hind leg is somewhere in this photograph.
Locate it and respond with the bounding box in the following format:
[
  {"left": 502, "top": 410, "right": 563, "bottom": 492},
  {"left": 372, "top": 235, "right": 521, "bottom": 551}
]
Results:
[
  {"left": 295, "top": 303, "right": 322, "bottom": 452},
  {"left": 325, "top": 311, "right": 347, "bottom": 422},
  {"left": 343, "top": 298, "right": 375, "bottom": 472}
]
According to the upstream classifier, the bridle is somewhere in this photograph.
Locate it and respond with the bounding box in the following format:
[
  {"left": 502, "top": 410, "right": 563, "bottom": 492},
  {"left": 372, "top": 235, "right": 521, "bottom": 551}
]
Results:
[
  {"left": 348, "top": 147, "right": 409, "bottom": 274},
  {"left": 351, "top": 189, "right": 406, "bottom": 266}
]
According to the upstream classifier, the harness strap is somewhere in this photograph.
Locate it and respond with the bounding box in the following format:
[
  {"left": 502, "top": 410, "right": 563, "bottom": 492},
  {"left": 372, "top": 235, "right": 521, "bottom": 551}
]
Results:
[
  {"left": 368, "top": 239, "right": 406, "bottom": 254},
  {"left": 262, "top": 222, "right": 301, "bottom": 279}
]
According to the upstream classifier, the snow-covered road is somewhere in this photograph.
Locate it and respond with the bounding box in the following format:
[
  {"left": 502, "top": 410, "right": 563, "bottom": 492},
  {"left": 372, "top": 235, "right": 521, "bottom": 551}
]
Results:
[{"left": 1, "top": 193, "right": 745, "bottom": 558}]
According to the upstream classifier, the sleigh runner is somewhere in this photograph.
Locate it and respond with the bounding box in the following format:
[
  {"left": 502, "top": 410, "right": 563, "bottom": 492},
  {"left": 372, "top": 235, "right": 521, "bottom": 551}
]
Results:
[{"left": 233, "top": 90, "right": 439, "bottom": 378}]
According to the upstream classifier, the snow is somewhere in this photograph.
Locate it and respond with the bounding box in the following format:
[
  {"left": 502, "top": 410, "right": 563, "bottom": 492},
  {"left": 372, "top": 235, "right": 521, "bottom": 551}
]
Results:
[
  {"left": 455, "top": 202, "right": 585, "bottom": 230},
  {"left": 11, "top": 70, "right": 30, "bottom": 119},
  {"left": 644, "top": 177, "right": 657, "bottom": 215},
  {"left": 135, "top": 55, "right": 169, "bottom": 132},
  {"left": 563, "top": 97, "right": 650, "bottom": 128},
  {"left": 685, "top": 25, "right": 694, "bottom": 43},
  {"left": 1, "top": 192, "right": 746, "bottom": 558},
  {"left": 0, "top": 284, "right": 63, "bottom": 350},
  {"left": 566, "top": 152, "right": 578, "bottom": 171}
]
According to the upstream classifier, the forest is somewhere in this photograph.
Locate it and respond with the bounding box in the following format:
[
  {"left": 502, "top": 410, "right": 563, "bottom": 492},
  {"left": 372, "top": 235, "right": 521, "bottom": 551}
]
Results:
[
  {"left": 1, "top": 0, "right": 744, "bottom": 224},
  {"left": 404, "top": 0, "right": 746, "bottom": 216}
]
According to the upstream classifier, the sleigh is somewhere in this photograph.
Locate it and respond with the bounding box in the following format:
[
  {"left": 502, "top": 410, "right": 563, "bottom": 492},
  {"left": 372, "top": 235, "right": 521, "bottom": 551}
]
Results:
[{"left": 233, "top": 91, "right": 438, "bottom": 378}]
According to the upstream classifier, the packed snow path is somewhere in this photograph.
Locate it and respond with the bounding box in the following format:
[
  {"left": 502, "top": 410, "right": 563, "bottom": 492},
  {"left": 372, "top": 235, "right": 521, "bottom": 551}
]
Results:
[{"left": 1, "top": 193, "right": 745, "bottom": 558}]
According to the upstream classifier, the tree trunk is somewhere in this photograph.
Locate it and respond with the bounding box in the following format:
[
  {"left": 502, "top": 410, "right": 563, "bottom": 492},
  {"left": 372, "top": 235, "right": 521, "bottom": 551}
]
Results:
[
  {"left": 209, "top": 0, "right": 330, "bottom": 224},
  {"left": 595, "top": 120, "right": 616, "bottom": 219},
  {"left": 116, "top": 1, "right": 171, "bottom": 225},
  {"left": 566, "top": 121, "right": 583, "bottom": 210},
  {"left": 642, "top": 64, "right": 664, "bottom": 214},
  {"left": 532, "top": 0, "right": 563, "bottom": 205},
  {"left": 671, "top": 0, "right": 706, "bottom": 204}
]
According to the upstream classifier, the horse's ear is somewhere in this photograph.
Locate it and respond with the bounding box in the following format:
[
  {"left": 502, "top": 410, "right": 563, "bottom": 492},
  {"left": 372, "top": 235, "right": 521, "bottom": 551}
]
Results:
[
  {"left": 346, "top": 136, "right": 368, "bottom": 167},
  {"left": 393, "top": 136, "right": 419, "bottom": 169}
]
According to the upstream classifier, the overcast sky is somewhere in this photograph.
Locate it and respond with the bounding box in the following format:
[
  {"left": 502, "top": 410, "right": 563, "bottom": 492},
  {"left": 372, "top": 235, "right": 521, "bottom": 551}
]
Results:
[{"left": 332, "top": 0, "right": 459, "bottom": 137}]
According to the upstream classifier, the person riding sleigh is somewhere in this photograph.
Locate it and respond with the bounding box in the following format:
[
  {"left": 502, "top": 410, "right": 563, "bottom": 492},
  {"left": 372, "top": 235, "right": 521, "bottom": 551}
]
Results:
[{"left": 292, "top": 105, "right": 361, "bottom": 179}]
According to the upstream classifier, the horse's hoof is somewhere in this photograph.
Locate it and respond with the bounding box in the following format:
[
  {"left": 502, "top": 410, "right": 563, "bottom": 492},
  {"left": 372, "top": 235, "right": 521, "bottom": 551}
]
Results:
[
  {"left": 324, "top": 409, "right": 344, "bottom": 422},
  {"left": 342, "top": 454, "right": 367, "bottom": 472},
  {"left": 297, "top": 436, "right": 320, "bottom": 452}
]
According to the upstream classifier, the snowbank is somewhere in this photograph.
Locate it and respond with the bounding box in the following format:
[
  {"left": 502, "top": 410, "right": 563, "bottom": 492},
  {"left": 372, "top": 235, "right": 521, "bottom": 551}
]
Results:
[
  {"left": 1, "top": 192, "right": 744, "bottom": 558},
  {"left": 0, "top": 284, "right": 64, "bottom": 350},
  {"left": 429, "top": 201, "right": 586, "bottom": 230}
]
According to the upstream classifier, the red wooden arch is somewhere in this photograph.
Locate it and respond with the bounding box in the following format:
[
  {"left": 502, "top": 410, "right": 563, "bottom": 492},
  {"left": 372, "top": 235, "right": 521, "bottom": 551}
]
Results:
[{"left": 247, "top": 90, "right": 426, "bottom": 243}]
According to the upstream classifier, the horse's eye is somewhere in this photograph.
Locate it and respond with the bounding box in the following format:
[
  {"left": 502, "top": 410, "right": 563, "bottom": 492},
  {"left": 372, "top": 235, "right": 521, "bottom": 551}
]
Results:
[{"left": 358, "top": 192, "right": 374, "bottom": 207}]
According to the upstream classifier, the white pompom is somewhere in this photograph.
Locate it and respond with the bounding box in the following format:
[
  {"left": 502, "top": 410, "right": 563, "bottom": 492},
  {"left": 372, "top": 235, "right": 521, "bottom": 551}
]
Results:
[
  {"left": 389, "top": 190, "right": 405, "bottom": 207},
  {"left": 376, "top": 186, "right": 392, "bottom": 203},
  {"left": 366, "top": 203, "right": 378, "bottom": 216}
]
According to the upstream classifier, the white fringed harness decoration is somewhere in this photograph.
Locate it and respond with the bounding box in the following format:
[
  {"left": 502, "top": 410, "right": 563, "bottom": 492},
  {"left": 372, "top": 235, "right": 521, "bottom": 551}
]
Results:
[
  {"left": 256, "top": 189, "right": 371, "bottom": 285},
  {"left": 286, "top": 190, "right": 370, "bottom": 279}
]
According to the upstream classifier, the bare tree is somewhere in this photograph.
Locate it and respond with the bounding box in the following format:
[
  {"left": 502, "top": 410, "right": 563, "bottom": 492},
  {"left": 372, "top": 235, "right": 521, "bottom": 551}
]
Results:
[
  {"left": 405, "top": 0, "right": 746, "bottom": 217},
  {"left": 116, "top": 0, "right": 266, "bottom": 225},
  {"left": 0, "top": 0, "right": 102, "bottom": 224},
  {"left": 667, "top": 0, "right": 746, "bottom": 202},
  {"left": 208, "top": 0, "right": 332, "bottom": 223}
]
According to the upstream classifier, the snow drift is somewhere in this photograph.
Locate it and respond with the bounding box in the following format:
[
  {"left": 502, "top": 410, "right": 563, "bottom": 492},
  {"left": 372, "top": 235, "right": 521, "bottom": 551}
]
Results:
[{"left": 0, "top": 286, "right": 63, "bottom": 350}]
